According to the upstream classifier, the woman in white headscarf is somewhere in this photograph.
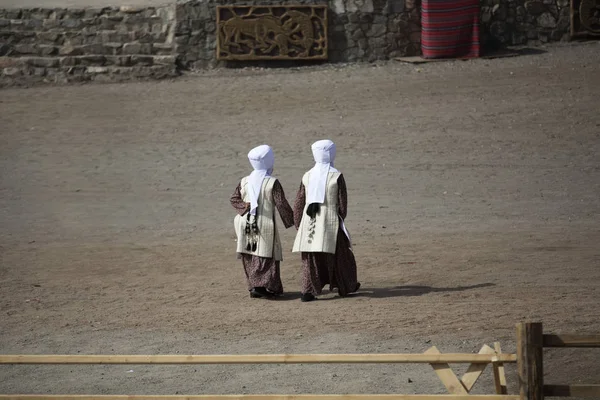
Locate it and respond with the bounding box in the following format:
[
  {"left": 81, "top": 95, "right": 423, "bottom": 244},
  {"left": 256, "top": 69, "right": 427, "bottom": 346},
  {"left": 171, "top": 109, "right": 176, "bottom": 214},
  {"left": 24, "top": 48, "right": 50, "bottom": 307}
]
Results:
[
  {"left": 230, "top": 145, "right": 294, "bottom": 299},
  {"left": 292, "top": 140, "right": 360, "bottom": 302}
]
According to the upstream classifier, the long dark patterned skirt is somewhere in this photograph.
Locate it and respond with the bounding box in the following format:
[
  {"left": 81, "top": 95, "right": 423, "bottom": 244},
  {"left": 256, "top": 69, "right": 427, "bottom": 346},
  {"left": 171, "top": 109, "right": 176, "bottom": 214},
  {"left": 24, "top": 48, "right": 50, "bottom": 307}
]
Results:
[
  {"left": 240, "top": 254, "right": 284, "bottom": 295},
  {"left": 301, "top": 229, "right": 359, "bottom": 297}
]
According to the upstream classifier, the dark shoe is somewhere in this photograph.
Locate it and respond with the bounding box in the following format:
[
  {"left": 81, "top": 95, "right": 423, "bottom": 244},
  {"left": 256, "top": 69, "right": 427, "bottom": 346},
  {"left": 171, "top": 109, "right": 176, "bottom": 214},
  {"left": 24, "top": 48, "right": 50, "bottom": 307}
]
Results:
[
  {"left": 338, "top": 283, "right": 361, "bottom": 298},
  {"left": 301, "top": 293, "right": 316, "bottom": 302},
  {"left": 250, "top": 287, "right": 274, "bottom": 299}
]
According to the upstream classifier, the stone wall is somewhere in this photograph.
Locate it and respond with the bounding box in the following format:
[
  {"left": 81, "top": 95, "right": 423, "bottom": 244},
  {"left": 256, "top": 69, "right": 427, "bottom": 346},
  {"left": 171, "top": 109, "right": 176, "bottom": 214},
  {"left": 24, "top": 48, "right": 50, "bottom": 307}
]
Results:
[
  {"left": 175, "top": 0, "right": 573, "bottom": 68},
  {"left": 482, "top": 0, "right": 571, "bottom": 47},
  {"left": 0, "top": 5, "right": 178, "bottom": 85},
  {"left": 0, "top": 0, "right": 573, "bottom": 85},
  {"left": 174, "top": 0, "right": 421, "bottom": 70}
]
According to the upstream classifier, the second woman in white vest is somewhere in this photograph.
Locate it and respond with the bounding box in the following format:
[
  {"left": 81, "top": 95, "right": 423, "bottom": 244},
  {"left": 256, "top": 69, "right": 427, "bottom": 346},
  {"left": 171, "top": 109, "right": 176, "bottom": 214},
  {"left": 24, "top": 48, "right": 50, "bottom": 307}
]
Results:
[
  {"left": 230, "top": 145, "right": 294, "bottom": 299},
  {"left": 292, "top": 140, "right": 360, "bottom": 302}
]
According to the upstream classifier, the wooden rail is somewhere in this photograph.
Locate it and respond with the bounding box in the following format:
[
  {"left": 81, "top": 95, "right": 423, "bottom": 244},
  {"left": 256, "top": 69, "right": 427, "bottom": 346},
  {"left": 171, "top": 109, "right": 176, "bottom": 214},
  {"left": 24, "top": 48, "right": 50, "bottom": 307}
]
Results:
[
  {"left": 516, "top": 322, "right": 600, "bottom": 400},
  {"left": 0, "top": 354, "right": 516, "bottom": 365},
  {"left": 542, "top": 334, "right": 600, "bottom": 348},
  {"left": 543, "top": 384, "right": 600, "bottom": 397}
]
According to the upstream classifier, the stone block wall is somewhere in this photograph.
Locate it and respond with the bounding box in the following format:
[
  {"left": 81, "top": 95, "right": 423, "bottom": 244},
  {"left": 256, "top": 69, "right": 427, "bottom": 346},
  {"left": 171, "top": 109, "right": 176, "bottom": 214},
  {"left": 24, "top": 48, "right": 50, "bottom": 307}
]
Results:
[
  {"left": 0, "top": 5, "right": 178, "bottom": 85},
  {"left": 174, "top": 0, "right": 421, "bottom": 70},
  {"left": 0, "top": 0, "right": 574, "bottom": 85},
  {"left": 482, "top": 0, "right": 571, "bottom": 47},
  {"left": 170, "top": 0, "right": 573, "bottom": 70}
]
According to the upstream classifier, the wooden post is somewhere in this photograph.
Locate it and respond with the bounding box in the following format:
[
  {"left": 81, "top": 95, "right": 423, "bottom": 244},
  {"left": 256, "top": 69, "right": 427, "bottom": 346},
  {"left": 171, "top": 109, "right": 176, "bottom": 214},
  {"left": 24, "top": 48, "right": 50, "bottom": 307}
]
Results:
[
  {"left": 516, "top": 322, "right": 544, "bottom": 400},
  {"left": 492, "top": 342, "right": 508, "bottom": 394}
]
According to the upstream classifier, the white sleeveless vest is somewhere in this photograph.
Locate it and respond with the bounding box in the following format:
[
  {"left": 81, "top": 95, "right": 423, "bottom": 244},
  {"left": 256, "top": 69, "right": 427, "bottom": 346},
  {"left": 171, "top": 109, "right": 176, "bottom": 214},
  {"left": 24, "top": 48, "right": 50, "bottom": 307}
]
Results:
[
  {"left": 234, "top": 176, "right": 283, "bottom": 261},
  {"left": 292, "top": 171, "right": 341, "bottom": 254}
]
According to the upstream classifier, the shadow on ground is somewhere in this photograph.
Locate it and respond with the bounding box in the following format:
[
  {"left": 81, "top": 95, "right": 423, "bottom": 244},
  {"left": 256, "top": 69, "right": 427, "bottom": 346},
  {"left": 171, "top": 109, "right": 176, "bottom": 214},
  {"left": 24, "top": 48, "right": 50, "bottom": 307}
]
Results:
[
  {"left": 355, "top": 283, "right": 496, "bottom": 298},
  {"left": 276, "top": 283, "right": 495, "bottom": 301}
]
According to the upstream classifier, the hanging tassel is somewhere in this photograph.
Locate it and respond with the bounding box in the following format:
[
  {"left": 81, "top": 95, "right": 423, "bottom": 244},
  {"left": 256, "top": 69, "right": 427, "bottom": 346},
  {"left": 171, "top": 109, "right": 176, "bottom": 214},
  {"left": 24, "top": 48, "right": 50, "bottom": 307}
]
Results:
[{"left": 306, "top": 203, "right": 320, "bottom": 218}]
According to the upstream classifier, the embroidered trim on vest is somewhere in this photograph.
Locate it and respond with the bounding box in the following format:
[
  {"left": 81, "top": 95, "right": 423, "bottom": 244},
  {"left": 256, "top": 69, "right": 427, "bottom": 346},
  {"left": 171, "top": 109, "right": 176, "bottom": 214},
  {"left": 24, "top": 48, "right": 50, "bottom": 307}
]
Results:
[{"left": 244, "top": 212, "right": 259, "bottom": 252}]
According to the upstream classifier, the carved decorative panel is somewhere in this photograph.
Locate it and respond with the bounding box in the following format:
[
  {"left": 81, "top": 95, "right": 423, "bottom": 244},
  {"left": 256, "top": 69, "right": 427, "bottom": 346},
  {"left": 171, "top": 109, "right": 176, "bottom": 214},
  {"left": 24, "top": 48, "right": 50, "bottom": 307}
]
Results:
[
  {"left": 571, "top": 0, "right": 600, "bottom": 38},
  {"left": 216, "top": 5, "right": 328, "bottom": 61}
]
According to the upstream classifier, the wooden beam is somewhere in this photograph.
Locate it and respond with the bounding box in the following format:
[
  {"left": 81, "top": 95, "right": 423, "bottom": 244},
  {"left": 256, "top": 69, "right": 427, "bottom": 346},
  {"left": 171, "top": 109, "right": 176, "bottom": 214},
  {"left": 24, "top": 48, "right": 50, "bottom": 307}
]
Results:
[
  {"left": 542, "top": 334, "right": 600, "bottom": 348},
  {"left": 544, "top": 384, "right": 600, "bottom": 397},
  {"left": 0, "top": 354, "right": 517, "bottom": 365},
  {"left": 492, "top": 343, "right": 507, "bottom": 395},
  {"left": 516, "top": 322, "right": 544, "bottom": 400},
  {"left": 459, "top": 345, "right": 495, "bottom": 392},
  {"left": 424, "top": 347, "right": 468, "bottom": 395},
  {"left": 0, "top": 395, "right": 522, "bottom": 400}
]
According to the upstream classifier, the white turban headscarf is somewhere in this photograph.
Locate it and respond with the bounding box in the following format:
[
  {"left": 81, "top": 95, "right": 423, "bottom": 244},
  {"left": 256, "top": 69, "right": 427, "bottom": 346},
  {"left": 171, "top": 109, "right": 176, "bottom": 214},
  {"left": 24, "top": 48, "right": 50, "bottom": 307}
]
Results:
[
  {"left": 307, "top": 140, "right": 339, "bottom": 205},
  {"left": 247, "top": 144, "right": 274, "bottom": 215}
]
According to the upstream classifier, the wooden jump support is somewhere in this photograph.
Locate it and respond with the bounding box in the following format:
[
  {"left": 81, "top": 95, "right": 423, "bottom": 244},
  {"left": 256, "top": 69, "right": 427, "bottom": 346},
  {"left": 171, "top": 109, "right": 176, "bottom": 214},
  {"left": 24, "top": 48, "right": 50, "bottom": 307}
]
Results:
[
  {"left": 516, "top": 322, "right": 600, "bottom": 400},
  {"left": 0, "top": 322, "right": 598, "bottom": 400},
  {"left": 0, "top": 350, "right": 513, "bottom": 399}
]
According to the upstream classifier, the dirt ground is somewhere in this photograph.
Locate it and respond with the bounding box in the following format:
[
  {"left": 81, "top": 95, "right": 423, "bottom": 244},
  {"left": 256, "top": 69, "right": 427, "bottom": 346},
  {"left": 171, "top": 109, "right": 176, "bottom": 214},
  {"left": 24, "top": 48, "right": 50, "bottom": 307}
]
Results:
[{"left": 1, "top": 42, "right": 600, "bottom": 396}]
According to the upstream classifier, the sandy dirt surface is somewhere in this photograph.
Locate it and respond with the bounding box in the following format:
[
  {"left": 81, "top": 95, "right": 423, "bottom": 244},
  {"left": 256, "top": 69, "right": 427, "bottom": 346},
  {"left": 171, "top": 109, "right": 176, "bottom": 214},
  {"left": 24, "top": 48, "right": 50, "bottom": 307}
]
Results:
[{"left": 1, "top": 42, "right": 600, "bottom": 396}]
